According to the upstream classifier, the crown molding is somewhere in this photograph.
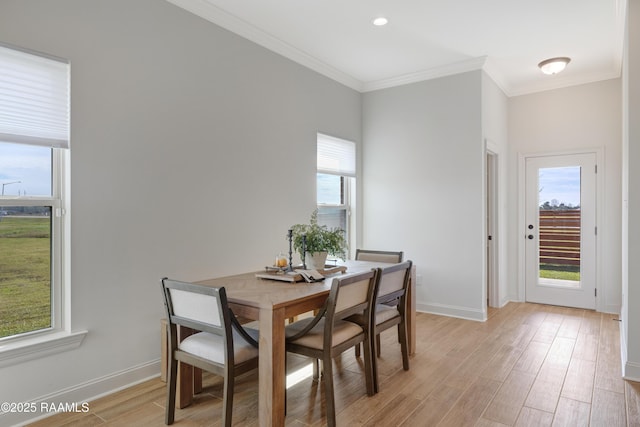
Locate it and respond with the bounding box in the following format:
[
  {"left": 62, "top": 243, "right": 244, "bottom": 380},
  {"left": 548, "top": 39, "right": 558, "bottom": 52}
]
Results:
[
  {"left": 507, "top": 68, "right": 621, "bottom": 97},
  {"left": 361, "top": 57, "right": 489, "bottom": 92},
  {"left": 166, "top": 0, "right": 623, "bottom": 97},
  {"left": 165, "top": 0, "right": 364, "bottom": 92},
  {"left": 481, "top": 57, "right": 511, "bottom": 95}
]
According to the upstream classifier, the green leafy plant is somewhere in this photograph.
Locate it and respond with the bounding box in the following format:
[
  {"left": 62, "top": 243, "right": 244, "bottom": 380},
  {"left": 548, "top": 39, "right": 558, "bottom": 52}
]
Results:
[{"left": 290, "top": 210, "right": 347, "bottom": 260}]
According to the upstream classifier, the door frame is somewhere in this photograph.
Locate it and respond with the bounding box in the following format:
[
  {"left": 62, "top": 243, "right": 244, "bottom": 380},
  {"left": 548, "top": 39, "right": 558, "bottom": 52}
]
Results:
[
  {"left": 486, "top": 149, "right": 499, "bottom": 308},
  {"left": 518, "top": 148, "right": 604, "bottom": 311}
]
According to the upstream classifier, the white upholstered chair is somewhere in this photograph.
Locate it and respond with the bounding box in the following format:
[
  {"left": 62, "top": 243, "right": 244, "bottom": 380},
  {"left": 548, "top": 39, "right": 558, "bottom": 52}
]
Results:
[{"left": 160, "top": 278, "right": 259, "bottom": 426}]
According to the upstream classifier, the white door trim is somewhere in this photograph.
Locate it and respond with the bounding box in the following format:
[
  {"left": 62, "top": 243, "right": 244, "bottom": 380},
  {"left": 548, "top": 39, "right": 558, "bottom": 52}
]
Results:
[
  {"left": 487, "top": 150, "right": 499, "bottom": 308},
  {"left": 518, "top": 148, "right": 604, "bottom": 311}
]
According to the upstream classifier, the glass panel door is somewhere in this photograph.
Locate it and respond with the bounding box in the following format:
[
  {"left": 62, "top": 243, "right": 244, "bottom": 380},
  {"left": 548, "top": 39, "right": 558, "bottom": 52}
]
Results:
[{"left": 525, "top": 153, "right": 596, "bottom": 309}]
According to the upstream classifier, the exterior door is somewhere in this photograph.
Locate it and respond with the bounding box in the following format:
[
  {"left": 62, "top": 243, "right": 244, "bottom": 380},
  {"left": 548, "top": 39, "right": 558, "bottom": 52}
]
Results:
[{"left": 525, "top": 153, "right": 596, "bottom": 309}]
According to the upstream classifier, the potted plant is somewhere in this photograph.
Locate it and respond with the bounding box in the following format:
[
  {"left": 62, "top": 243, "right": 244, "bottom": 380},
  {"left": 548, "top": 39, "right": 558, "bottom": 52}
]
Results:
[{"left": 290, "top": 210, "right": 347, "bottom": 269}]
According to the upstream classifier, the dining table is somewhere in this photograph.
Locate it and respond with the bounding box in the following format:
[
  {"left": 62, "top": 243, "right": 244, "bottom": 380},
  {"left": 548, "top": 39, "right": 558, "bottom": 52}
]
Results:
[{"left": 175, "top": 259, "right": 416, "bottom": 427}]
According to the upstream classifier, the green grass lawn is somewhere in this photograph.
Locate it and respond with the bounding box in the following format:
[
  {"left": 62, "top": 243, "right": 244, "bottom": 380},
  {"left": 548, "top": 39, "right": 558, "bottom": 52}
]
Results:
[
  {"left": 539, "top": 264, "right": 581, "bottom": 281},
  {"left": 0, "top": 216, "right": 51, "bottom": 338}
]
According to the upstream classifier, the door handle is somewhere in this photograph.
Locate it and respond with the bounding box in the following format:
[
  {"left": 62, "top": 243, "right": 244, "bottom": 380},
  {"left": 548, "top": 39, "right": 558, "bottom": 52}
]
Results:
[{"left": 528, "top": 234, "right": 534, "bottom": 240}]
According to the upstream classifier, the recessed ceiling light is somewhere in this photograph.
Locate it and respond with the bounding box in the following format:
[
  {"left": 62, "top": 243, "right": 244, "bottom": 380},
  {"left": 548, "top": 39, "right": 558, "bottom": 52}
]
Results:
[
  {"left": 538, "top": 57, "right": 571, "bottom": 75},
  {"left": 372, "top": 17, "right": 388, "bottom": 26}
]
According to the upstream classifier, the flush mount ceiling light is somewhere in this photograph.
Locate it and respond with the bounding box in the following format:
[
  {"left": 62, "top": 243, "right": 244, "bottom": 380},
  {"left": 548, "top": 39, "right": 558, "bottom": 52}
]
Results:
[
  {"left": 538, "top": 57, "right": 571, "bottom": 75},
  {"left": 372, "top": 17, "right": 388, "bottom": 26}
]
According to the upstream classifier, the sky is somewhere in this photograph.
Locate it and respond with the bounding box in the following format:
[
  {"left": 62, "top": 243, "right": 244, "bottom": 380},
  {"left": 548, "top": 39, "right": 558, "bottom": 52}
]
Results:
[
  {"left": 0, "top": 142, "right": 51, "bottom": 196},
  {"left": 538, "top": 166, "right": 581, "bottom": 207},
  {"left": 317, "top": 173, "right": 341, "bottom": 205}
]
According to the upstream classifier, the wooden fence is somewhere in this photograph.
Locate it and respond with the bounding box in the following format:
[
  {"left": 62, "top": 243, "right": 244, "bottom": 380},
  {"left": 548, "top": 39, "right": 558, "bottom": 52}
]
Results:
[{"left": 539, "top": 209, "right": 580, "bottom": 267}]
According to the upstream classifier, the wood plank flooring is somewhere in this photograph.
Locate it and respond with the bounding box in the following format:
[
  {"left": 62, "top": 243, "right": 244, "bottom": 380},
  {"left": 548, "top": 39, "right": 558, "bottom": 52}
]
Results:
[{"left": 28, "top": 302, "right": 640, "bottom": 426}]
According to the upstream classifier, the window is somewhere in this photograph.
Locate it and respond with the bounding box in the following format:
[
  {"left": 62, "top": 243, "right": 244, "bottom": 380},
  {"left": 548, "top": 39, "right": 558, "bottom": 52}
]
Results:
[
  {"left": 0, "top": 44, "right": 70, "bottom": 343},
  {"left": 316, "top": 133, "right": 356, "bottom": 258}
]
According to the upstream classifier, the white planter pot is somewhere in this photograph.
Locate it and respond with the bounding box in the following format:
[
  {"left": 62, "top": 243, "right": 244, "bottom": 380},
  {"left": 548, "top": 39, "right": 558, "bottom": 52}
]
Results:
[{"left": 305, "top": 251, "right": 327, "bottom": 270}]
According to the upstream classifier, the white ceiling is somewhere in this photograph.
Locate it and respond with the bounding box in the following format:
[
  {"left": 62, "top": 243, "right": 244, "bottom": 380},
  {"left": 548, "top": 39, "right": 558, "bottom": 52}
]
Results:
[{"left": 166, "top": 0, "right": 626, "bottom": 96}]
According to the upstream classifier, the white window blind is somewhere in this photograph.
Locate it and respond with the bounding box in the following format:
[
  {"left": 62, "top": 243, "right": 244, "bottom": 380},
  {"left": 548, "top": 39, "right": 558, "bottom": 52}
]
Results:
[
  {"left": 0, "top": 44, "right": 70, "bottom": 148},
  {"left": 317, "top": 133, "right": 356, "bottom": 177}
]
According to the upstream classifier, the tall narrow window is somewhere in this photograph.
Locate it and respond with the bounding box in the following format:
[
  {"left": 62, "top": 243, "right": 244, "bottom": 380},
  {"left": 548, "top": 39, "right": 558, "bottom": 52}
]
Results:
[
  {"left": 317, "top": 133, "right": 355, "bottom": 258},
  {"left": 0, "top": 44, "right": 69, "bottom": 341}
]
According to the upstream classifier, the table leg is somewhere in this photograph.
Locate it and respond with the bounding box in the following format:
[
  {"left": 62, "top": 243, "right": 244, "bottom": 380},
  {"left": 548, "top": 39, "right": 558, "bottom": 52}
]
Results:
[
  {"left": 258, "top": 306, "right": 286, "bottom": 427},
  {"left": 176, "top": 361, "right": 193, "bottom": 409},
  {"left": 161, "top": 319, "right": 167, "bottom": 382}
]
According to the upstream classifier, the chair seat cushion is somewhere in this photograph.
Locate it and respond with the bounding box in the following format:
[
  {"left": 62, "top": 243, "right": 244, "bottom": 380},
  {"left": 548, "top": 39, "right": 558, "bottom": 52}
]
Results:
[
  {"left": 375, "top": 304, "right": 400, "bottom": 324},
  {"left": 285, "top": 318, "right": 363, "bottom": 350},
  {"left": 179, "top": 329, "right": 258, "bottom": 364}
]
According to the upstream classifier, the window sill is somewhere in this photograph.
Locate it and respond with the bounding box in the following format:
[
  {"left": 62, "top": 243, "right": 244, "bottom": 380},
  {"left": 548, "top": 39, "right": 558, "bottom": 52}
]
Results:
[{"left": 0, "top": 330, "right": 88, "bottom": 369}]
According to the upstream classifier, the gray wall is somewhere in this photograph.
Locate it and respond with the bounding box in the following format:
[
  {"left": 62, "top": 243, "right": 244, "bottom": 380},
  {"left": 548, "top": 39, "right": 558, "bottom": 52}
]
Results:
[
  {"left": 362, "top": 71, "right": 486, "bottom": 320},
  {"left": 0, "top": 0, "right": 361, "bottom": 421}
]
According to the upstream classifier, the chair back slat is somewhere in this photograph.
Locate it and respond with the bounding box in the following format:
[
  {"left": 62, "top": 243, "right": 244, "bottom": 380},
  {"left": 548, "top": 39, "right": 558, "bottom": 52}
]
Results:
[
  {"left": 161, "top": 278, "right": 228, "bottom": 337},
  {"left": 169, "top": 288, "right": 222, "bottom": 327},
  {"left": 334, "top": 276, "right": 372, "bottom": 315},
  {"left": 355, "top": 249, "right": 403, "bottom": 263},
  {"left": 377, "top": 269, "right": 406, "bottom": 298},
  {"left": 376, "top": 261, "right": 412, "bottom": 302},
  {"left": 325, "top": 269, "right": 379, "bottom": 325}
]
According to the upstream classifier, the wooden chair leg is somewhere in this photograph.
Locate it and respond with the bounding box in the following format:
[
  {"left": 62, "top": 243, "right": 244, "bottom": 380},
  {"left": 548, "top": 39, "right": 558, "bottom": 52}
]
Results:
[
  {"left": 376, "top": 334, "right": 381, "bottom": 358},
  {"left": 313, "top": 358, "right": 320, "bottom": 380},
  {"left": 364, "top": 335, "right": 376, "bottom": 396},
  {"left": 194, "top": 367, "right": 203, "bottom": 394},
  {"left": 165, "top": 358, "right": 178, "bottom": 425},
  {"left": 399, "top": 322, "right": 409, "bottom": 371},
  {"left": 355, "top": 343, "right": 361, "bottom": 358},
  {"left": 323, "top": 356, "right": 337, "bottom": 427},
  {"left": 370, "top": 335, "right": 379, "bottom": 394},
  {"left": 222, "top": 366, "right": 234, "bottom": 427}
]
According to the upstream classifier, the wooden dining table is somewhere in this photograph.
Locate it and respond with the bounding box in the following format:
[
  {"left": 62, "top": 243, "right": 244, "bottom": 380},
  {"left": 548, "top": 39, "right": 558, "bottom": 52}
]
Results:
[{"left": 176, "top": 260, "right": 416, "bottom": 427}]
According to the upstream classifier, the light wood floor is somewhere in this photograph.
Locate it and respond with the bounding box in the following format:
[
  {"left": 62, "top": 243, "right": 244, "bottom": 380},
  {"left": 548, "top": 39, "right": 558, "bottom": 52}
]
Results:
[{"left": 29, "top": 302, "right": 640, "bottom": 426}]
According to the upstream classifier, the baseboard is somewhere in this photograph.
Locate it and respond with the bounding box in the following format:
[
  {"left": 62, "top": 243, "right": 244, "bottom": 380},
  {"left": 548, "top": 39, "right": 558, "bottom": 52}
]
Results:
[
  {"left": 417, "top": 302, "right": 485, "bottom": 321},
  {"left": 623, "top": 360, "right": 640, "bottom": 382},
  {"left": 1, "top": 359, "right": 161, "bottom": 427},
  {"left": 620, "top": 322, "right": 640, "bottom": 381},
  {"left": 603, "top": 303, "right": 621, "bottom": 315},
  {"left": 499, "top": 296, "right": 512, "bottom": 308}
]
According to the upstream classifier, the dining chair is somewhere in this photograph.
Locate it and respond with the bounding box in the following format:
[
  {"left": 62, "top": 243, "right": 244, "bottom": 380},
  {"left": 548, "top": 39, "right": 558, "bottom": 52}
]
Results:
[
  {"left": 355, "top": 249, "right": 404, "bottom": 263},
  {"left": 284, "top": 269, "right": 379, "bottom": 427},
  {"left": 351, "top": 248, "right": 403, "bottom": 359},
  {"left": 349, "top": 260, "right": 412, "bottom": 393},
  {"left": 160, "top": 278, "right": 259, "bottom": 427}
]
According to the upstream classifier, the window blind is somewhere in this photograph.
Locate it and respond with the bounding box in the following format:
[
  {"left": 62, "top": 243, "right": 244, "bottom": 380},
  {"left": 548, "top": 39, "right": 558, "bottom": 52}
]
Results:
[
  {"left": 0, "top": 44, "right": 70, "bottom": 148},
  {"left": 317, "top": 133, "right": 356, "bottom": 177}
]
